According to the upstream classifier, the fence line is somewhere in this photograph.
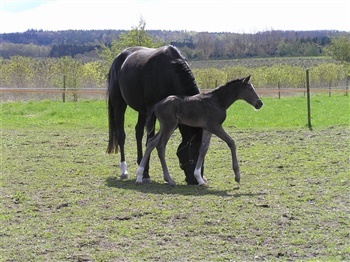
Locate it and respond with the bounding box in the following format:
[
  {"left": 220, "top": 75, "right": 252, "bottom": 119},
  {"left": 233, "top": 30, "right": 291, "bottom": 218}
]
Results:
[
  {"left": 0, "top": 87, "right": 107, "bottom": 95},
  {"left": 0, "top": 86, "right": 348, "bottom": 102},
  {"left": 1, "top": 87, "right": 349, "bottom": 94}
]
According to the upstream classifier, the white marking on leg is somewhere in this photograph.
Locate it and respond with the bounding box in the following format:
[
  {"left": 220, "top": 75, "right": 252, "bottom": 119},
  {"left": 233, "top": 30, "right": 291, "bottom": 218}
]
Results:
[
  {"left": 194, "top": 167, "right": 206, "bottom": 185},
  {"left": 120, "top": 161, "right": 129, "bottom": 179},
  {"left": 136, "top": 166, "right": 144, "bottom": 184}
]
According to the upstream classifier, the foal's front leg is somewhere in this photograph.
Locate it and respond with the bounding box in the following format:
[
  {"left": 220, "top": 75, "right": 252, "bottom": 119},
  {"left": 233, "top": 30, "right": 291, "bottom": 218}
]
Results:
[{"left": 211, "top": 126, "right": 240, "bottom": 184}]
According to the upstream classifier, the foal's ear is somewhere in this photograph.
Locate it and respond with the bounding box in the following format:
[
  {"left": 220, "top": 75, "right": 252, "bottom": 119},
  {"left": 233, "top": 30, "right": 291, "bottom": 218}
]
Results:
[{"left": 243, "top": 75, "right": 251, "bottom": 83}]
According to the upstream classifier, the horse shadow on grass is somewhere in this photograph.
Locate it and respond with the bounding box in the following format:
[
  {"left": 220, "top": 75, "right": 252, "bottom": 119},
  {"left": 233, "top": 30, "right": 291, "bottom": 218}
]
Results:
[{"left": 105, "top": 176, "right": 266, "bottom": 198}]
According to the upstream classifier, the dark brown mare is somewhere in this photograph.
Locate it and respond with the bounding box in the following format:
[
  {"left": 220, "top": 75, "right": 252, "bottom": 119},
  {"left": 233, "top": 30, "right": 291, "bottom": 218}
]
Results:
[
  {"left": 136, "top": 76, "right": 263, "bottom": 186},
  {"left": 107, "top": 45, "right": 204, "bottom": 184}
]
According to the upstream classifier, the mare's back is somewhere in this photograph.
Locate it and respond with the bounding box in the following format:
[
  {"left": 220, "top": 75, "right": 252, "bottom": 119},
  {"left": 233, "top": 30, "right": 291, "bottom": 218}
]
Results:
[{"left": 118, "top": 45, "right": 199, "bottom": 112}]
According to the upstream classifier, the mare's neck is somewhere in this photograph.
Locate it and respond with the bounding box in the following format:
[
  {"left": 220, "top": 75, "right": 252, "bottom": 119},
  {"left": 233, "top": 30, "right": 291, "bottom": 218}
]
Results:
[{"left": 211, "top": 83, "right": 240, "bottom": 109}]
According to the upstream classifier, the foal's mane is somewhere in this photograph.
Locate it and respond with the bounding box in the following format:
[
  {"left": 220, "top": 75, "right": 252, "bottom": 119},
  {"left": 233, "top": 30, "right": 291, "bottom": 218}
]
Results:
[
  {"left": 210, "top": 78, "right": 243, "bottom": 93},
  {"left": 226, "top": 78, "right": 243, "bottom": 85}
]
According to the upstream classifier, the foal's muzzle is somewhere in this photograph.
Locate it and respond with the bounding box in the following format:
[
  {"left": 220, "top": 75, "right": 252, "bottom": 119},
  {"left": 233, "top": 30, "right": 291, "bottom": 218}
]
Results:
[{"left": 255, "top": 100, "right": 263, "bottom": 109}]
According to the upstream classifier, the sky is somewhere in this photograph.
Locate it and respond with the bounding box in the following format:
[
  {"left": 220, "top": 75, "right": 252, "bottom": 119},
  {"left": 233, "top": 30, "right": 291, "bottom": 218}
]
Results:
[{"left": 1, "top": 0, "right": 349, "bottom": 34}]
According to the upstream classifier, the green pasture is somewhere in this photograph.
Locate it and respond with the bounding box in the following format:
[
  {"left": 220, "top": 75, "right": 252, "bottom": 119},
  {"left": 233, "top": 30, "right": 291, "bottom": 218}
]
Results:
[
  {"left": 1, "top": 94, "right": 349, "bottom": 261},
  {"left": 2, "top": 93, "right": 349, "bottom": 130}
]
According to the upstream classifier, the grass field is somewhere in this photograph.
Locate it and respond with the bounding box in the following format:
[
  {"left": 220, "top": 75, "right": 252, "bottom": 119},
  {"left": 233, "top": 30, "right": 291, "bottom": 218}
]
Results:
[{"left": 1, "top": 94, "right": 349, "bottom": 261}]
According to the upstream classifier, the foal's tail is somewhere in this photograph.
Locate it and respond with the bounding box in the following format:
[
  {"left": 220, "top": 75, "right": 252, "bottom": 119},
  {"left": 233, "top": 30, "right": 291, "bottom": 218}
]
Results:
[{"left": 146, "top": 104, "right": 157, "bottom": 135}]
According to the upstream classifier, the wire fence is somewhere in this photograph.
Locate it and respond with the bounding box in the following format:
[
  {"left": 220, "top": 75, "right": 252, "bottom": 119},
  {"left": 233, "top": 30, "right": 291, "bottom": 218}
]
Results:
[{"left": 0, "top": 85, "right": 349, "bottom": 102}]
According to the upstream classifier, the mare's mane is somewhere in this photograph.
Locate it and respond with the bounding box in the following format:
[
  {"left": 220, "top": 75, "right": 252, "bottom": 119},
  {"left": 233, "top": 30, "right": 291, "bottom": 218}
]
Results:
[{"left": 169, "top": 46, "right": 199, "bottom": 96}]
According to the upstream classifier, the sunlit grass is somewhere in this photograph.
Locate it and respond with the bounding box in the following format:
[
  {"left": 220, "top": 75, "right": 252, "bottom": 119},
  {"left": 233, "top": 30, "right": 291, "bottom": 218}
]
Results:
[{"left": 2, "top": 94, "right": 349, "bottom": 130}]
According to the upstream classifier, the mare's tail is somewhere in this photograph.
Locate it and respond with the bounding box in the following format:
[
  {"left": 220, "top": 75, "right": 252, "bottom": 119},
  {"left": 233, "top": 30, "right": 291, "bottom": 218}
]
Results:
[
  {"left": 146, "top": 104, "right": 157, "bottom": 135},
  {"left": 106, "top": 96, "right": 119, "bottom": 154},
  {"left": 106, "top": 55, "right": 127, "bottom": 154},
  {"left": 106, "top": 60, "right": 119, "bottom": 154}
]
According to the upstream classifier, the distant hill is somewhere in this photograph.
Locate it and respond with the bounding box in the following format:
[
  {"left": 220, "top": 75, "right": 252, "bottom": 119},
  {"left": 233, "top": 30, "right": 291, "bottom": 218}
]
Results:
[{"left": 0, "top": 29, "right": 347, "bottom": 59}]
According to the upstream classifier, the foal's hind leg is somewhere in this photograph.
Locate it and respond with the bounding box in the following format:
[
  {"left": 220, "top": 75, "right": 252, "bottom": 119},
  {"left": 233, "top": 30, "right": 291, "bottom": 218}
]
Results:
[
  {"left": 155, "top": 125, "right": 177, "bottom": 186},
  {"left": 194, "top": 130, "right": 212, "bottom": 185},
  {"left": 136, "top": 133, "right": 159, "bottom": 184},
  {"left": 136, "top": 124, "right": 177, "bottom": 186}
]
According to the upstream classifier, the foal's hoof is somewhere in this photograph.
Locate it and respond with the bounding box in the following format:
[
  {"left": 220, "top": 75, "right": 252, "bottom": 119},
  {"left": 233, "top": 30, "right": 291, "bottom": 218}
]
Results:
[
  {"left": 235, "top": 176, "right": 240, "bottom": 184},
  {"left": 168, "top": 181, "right": 176, "bottom": 187},
  {"left": 120, "top": 173, "right": 129, "bottom": 180},
  {"left": 142, "top": 178, "right": 152, "bottom": 184}
]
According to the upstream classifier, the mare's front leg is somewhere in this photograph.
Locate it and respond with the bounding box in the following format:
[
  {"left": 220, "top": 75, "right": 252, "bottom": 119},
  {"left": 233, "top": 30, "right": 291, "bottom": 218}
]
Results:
[
  {"left": 194, "top": 130, "right": 212, "bottom": 185},
  {"left": 211, "top": 125, "right": 240, "bottom": 184}
]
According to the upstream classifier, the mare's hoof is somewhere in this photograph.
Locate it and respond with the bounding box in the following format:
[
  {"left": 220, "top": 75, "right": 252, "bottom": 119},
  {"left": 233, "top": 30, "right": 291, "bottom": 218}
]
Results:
[
  {"left": 235, "top": 176, "right": 240, "bottom": 184},
  {"left": 142, "top": 178, "right": 152, "bottom": 184},
  {"left": 120, "top": 173, "right": 129, "bottom": 180}
]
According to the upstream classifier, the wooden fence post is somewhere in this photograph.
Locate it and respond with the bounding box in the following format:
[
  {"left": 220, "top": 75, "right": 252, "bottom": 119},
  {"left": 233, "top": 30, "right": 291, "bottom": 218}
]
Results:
[
  {"left": 278, "top": 82, "right": 281, "bottom": 99},
  {"left": 62, "top": 75, "right": 66, "bottom": 103},
  {"left": 306, "top": 69, "right": 312, "bottom": 130}
]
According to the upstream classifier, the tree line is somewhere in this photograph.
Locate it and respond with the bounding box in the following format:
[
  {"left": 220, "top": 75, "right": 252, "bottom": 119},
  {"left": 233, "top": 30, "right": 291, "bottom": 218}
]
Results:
[
  {"left": 1, "top": 55, "right": 347, "bottom": 91},
  {"left": 1, "top": 20, "right": 349, "bottom": 92},
  {"left": 1, "top": 28, "right": 348, "bottom": 59}
]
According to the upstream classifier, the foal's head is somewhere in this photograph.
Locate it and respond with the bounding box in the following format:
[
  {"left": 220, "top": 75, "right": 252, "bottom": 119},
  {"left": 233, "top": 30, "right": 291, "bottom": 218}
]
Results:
[{"left": 238, "top": 75, "right": 263, "bottom": 110}]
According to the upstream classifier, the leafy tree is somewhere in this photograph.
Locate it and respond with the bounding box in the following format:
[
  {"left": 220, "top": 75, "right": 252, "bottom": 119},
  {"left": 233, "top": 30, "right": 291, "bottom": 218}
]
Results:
[
  {"left": 0, "top": 58, "right": 7, "bottom": 87},
  {"left": 325, "top": 35, "right": 350, "bottom": 63},
  {"left": 99, "top": 17, "right": 163, "bottom": 66},
  {"left": 194, "top": 33, "right": 215, "bottom": 59},
  {"left": 81, "top": 61, "right": 107, "bottom": 88},
  {"left": 223, "top": 66, "right": 250, "bottom": 82},
  {"left": 311, "top": 63, "right": 343, "bottom": 87},
  {"left": 50, "top": 56, "right": 82, "bottom": 89},
  {"left": 3, "top": 56, "right": 34, "bottom": 87},
  {"left": 301, "top": 42, "right": 321, "bottom": 56},
  {"left": 192, "top": 68, "right": 226, "bottom": 88}
]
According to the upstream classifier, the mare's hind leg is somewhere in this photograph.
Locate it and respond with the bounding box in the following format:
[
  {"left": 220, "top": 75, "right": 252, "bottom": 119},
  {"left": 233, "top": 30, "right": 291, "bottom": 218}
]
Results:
[
  {"left": 113, "top": 99, "right": 128, "bottom": 179},
  {"left": 135, "top": 113, "right": 152, "bottom": 183},
  {"left": 194, "top": 130, "right": 212, "bottom": 185}
]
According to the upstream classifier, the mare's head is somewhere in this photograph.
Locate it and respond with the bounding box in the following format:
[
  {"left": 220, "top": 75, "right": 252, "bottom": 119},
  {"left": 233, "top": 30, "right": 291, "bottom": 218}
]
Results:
[{"left": 238, "top": 75, "right": 263, "bottom": 110}]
